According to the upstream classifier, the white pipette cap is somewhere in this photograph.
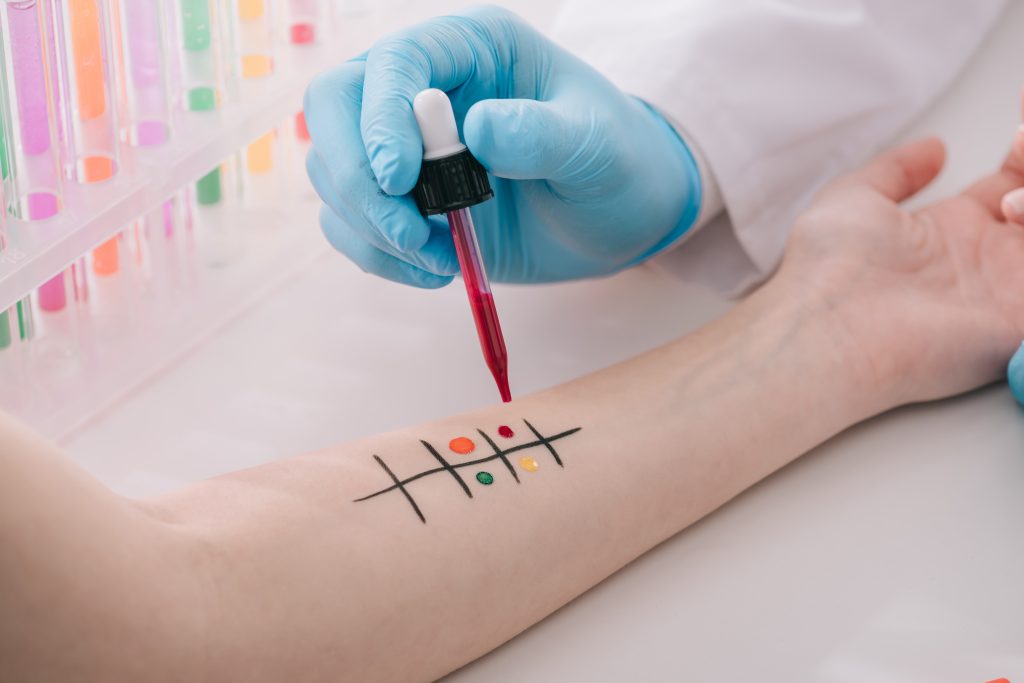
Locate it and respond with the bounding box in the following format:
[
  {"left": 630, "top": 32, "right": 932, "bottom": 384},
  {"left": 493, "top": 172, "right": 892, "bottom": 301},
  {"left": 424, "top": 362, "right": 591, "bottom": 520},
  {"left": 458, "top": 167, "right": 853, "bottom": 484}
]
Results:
[
  {"left": 413, "top": 88, "right": 467, "bottom": 161},
  {"left": 411, "top": 88, "right": 493, "bottom": 216}
]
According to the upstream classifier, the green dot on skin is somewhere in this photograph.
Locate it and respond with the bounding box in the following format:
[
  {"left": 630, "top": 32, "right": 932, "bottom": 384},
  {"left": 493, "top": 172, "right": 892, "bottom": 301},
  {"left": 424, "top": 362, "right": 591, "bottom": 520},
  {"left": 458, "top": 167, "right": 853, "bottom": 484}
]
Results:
[
  {"left": 476, "top": 471, "right": 494, "bottom": 486},
  {"left": 196, "top": 168, "right": 221, "bottom": 205},
  {"left": 188, "top": 87, "right": 216, "bottom": 112}
]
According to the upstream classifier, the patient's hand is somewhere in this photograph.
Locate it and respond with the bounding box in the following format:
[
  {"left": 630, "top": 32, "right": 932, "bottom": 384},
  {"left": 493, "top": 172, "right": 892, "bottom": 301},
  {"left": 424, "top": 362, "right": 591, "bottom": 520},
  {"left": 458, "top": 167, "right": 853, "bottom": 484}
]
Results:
[{"left": 773, "top": 124, "right": 1024, "bottom": 407}]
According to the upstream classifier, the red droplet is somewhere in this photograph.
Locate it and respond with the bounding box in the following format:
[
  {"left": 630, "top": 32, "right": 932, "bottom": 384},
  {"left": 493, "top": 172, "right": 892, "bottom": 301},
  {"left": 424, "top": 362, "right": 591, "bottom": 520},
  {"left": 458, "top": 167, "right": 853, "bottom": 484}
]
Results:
[{"left": 497, "top": 425, "right": 514, "bottom": 438}]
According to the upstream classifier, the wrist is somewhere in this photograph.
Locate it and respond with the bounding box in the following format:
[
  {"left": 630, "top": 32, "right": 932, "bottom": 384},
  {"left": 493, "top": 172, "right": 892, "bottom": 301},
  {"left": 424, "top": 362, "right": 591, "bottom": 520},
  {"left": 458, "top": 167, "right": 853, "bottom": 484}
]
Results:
[{"left": 732, "top": 275, "right": 900, "bottom": 425}]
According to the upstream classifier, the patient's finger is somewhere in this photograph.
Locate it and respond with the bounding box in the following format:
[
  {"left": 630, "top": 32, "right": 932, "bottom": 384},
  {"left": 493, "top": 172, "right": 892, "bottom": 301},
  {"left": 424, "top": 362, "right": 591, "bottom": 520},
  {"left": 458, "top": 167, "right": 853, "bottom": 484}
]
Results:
[
  {"left": 1001, "top": 187, "right": 1024, "bottom": 225},
  {"left": 964, "top": 126, "right": 1024, "bottom": 218},
  {"left": 836, "top": 137, "right": 945, "bottom": 201},
  {"left": 963, "top": 91, "right": 1024, "bottom": 216}
]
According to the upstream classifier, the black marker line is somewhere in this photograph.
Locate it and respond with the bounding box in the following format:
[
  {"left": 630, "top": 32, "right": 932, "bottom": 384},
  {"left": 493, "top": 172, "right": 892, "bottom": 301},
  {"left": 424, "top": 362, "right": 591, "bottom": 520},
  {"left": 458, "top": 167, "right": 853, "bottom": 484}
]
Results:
[
  {"left": 421, "top": 440, "right": 473, "bottom": 498},
  {"left": 477, "top": 429, "right": 519, "bottom": 483},
  {"left": 369, "top": 454, "right": 425, "bottom": 523},
  {"left": 523, "top": 419, "right": 564, "bottom": 468},
  {"left": 353, "top": 427, "right": 583, "bottom": 502}
]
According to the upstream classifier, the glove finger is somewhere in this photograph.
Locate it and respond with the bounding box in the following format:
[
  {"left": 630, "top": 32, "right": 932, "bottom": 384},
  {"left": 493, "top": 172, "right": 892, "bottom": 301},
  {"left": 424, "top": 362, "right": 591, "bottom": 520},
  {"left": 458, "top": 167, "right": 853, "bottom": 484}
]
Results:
[
  {"left": 360, "top": 7, "right": 524, "bottom": 195},
  {"left": 1009, "top": 342, "right": 1024, "bottom": 407},
  {"left": 463, "top": 98, "right": 578, "bottom": 181},
  {"left": 309, "top": 154, "right": 459, "bottom": 276},
  {"left": 304, "top": 61, "right": 432, "bottom": 253},
  {"left": 319, "top": 205, "right": 454, "bottom": 288}
]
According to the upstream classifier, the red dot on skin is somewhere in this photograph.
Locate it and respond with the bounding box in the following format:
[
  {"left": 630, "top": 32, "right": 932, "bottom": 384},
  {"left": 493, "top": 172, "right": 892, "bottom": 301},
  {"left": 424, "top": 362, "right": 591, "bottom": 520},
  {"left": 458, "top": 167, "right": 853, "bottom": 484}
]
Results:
[{"left": 497, "top": 425, "right": 514, "bottom": 438}]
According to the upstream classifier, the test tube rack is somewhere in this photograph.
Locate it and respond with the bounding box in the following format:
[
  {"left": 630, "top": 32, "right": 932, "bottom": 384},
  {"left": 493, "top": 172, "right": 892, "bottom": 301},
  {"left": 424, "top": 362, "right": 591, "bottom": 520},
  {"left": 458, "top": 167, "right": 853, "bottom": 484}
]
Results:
[{"left": 0, "top": 1, "right": 419, "bottom": 439}]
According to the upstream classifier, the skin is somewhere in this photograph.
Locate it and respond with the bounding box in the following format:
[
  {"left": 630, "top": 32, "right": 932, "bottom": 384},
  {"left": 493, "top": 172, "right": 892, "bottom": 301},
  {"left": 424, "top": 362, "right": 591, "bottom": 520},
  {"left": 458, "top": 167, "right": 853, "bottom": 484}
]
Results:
[{"left": 2, "top": 118, "right": 1024, "bottom": 682}]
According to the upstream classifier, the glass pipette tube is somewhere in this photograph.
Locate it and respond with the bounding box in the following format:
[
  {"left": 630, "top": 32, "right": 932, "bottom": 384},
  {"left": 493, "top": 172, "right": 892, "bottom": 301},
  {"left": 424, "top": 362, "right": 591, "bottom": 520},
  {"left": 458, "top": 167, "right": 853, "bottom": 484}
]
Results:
[
  {"left": 446, "top": 207, "right": 510, "bottom": 402},
  {"left": 412, "top": 88, "right": 511, "bottom": 402},
  {"left": 1, "top": 0, "right": 67, "bottom": 311}
]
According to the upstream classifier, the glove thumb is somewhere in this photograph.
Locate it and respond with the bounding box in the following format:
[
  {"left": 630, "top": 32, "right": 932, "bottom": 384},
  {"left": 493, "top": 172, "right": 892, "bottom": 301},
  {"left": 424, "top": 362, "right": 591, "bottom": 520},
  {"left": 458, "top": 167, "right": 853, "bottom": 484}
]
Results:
[
  {"left": 463, "top": 98, "right": 581, "bottom": 182},
  {"left": 1009, "top": 342, "right": 1024, "bottom": 408}
]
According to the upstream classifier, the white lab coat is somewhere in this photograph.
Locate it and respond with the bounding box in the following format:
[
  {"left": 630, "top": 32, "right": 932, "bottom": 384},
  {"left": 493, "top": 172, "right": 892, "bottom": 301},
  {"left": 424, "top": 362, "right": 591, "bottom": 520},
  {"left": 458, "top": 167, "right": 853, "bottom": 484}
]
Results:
[{"left": 552, "top": 0, "right": 1008, "bottom": 295}]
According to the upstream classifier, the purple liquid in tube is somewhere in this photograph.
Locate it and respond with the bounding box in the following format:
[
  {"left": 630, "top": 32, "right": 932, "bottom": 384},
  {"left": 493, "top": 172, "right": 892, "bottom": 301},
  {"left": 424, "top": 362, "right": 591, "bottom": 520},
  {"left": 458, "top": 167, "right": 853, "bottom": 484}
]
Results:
[
  {"left": 122, "top": 0, "right": 169, "bottom": 146},
  {"left": 8, "top": 4, "right": 52, "bottom": 155},
  {"left": 7, "top": 3, "right": 65, "bottom": 311}
]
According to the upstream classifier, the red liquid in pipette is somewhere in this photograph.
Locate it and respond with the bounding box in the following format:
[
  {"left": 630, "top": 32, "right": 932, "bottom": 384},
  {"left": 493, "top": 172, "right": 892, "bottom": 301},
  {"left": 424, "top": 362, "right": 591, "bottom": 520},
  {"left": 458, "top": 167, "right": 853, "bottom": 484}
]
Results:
[{"left": 447, "top": 207, "right": 511, "bottom": 402}]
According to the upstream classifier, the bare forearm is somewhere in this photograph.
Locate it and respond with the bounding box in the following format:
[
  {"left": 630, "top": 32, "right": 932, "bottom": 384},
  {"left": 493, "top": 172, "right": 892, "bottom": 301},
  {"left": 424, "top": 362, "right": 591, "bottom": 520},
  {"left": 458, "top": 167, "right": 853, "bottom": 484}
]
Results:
[
  {"left": 150, "top": 280, "right": 882, "bottom": 682},
  {"left": 0, "top": 413, "right": 205, "bottom": 681},
  {"left": 0, "top": 280, "right": 881, "bottom": 683}
]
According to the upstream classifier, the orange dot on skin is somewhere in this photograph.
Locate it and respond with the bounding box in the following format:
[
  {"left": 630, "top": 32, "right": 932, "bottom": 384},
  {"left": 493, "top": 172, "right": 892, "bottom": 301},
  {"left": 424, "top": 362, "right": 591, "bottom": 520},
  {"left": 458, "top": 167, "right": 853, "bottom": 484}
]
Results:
[
  {"left": 449, "top": 437, "right": 475, "bottom": 454},
  {"left": 519, "top": 456, "right": 540, "bottom": 473}
]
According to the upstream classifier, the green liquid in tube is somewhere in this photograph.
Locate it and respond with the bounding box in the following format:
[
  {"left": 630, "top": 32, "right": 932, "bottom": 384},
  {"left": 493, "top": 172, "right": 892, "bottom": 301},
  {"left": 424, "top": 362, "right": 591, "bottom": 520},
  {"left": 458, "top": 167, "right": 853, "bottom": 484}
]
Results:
[
  {"left": 188, "top": 86, "right": 216, "bottom": 111},
  {"left": 181, "top": 0, "right": 212, "bottom": 51},
  {"left": 0, "top": 310, "right": 11, "bottom": 349},
  {"left": 17, "top": 299, "right": 31, "bottom": 340},
  {"left": 196, "top": 168, "right": 222, "bottom": 205},
  {"left": 0, "top": 113, "right": 10, "bottom": 181}
]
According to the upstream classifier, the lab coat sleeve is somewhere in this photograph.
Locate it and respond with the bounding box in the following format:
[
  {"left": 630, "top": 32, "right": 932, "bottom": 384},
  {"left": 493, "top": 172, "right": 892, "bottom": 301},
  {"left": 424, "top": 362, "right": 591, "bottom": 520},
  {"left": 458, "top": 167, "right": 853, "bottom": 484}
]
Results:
[{"left": 550, "top": 0, "right": 1007, "bottom": 295}]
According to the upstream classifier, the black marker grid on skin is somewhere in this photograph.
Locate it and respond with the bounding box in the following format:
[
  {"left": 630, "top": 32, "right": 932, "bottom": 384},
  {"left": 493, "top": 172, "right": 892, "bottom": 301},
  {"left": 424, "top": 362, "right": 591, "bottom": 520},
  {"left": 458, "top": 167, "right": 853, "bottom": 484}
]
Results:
[{"left": 354, "top": 420, "right": 582, "bottom": 523}]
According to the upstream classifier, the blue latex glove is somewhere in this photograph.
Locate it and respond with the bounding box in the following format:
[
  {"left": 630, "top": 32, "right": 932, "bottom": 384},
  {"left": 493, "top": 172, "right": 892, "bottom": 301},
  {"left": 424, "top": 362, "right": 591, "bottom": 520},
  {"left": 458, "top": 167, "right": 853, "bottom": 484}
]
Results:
[
  {"left": 303, "top": 6, "right": 702, "bottom": 288},
  {"left": 1010, "top": 343, "right": 1024, "bottom": 407}
]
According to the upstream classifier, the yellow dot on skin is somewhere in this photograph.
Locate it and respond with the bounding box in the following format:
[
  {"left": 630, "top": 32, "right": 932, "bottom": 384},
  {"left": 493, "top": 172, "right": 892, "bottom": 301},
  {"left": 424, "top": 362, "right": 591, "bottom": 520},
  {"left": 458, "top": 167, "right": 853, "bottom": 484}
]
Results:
[{"left": 519, "top": 456, "right": 540, "bottom": 473}]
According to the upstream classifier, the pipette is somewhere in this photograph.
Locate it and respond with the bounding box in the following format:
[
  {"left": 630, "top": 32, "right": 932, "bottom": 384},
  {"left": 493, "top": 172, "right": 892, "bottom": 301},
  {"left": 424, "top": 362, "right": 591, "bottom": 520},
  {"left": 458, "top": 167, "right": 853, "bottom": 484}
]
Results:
[{"left": 412, "top": 89, "right": 511, "bottom": 403}]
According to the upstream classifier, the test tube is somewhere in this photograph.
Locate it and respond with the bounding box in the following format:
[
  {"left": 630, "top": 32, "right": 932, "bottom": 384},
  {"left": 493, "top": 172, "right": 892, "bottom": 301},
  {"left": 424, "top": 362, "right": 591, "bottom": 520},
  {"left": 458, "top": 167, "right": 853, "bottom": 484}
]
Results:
[
  {"left": 48, "top": 0, "right": 120, "bottom": 183},
  {"left": 295, "top": 112, "right": 309, "bottom": 141},
  {"left": 0, "top": 147, "right": 34, "bottom": 350},
  {"left": 284, "top": 111, "right": 313, "bottom": 196},
  {"left": 235, "top": 0, "right": 274, "bottom": 78},
  {"left": 0, "top": 310, "right": 9, "bottom": 350},
  {"left": 234, "top": 0, "right": 274, "bottom": 183},
  {"left": 48, "top": 0, "right": 124, "bottom": 277},
  {"left": 285, "top": 0, "right": 321, "bottom": 45},
  {"left": 0, "top": 0, "right": 67, "bottom": 312},
  {"left": 177, "top": 0, "right": 229, "bottom": 112},
  {"left": 0, "top": 207, "right": 8, "bottom": 351},
  {"left": 246, "top": 130, "right": 275, "bottom": 174},
  {"left": 111, "top": 0, "right": 173, "bottom": 147},
  {"left": 193, "top": 157, "right": 242, "bottom": 265}
]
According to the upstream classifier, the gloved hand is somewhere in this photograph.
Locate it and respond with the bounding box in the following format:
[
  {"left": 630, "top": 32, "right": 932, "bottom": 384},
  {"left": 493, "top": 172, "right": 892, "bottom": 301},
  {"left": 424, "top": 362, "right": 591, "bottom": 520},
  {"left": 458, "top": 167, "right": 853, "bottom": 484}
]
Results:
[
  {"left": 1001, "top": 187, "right": 1024, "bottom": 407},
  {"left": 1009, "top": 344, "right": 1024, "bottom": 407},
  {"left": 303, "top": 5, "right": 702, "bottom": 288}
]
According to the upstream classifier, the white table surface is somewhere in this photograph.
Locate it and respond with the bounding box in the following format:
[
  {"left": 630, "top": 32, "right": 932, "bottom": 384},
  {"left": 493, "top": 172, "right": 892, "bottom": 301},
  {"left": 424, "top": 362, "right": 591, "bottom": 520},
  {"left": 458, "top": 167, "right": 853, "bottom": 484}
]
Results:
[{"left": 64, "top": 3, "right": 1024, "bottom": 681}]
